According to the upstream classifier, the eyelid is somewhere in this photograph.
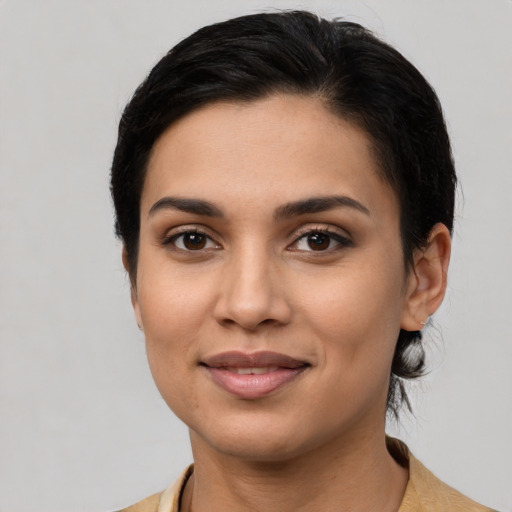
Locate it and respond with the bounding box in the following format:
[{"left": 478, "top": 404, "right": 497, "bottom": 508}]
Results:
[
  {"left": 160, "top": 223, "right": 351, "bottom": 252},
  {"left": 288, "top": 224, "right": 353, "bottom": 251},
  {"left": 161, "top": 225, "right": 221, "bottom": 249}
]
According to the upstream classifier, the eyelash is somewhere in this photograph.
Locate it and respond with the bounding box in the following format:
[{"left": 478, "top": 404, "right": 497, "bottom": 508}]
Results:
[
  {"left": 290, "top": 227, "right": 353, "bottom": 253},
  {"left": 162, "top": 226, "right": 352, "bottom": 253},
  {"left": 162, "top": 227, "right": 219, "bottom": 252}
]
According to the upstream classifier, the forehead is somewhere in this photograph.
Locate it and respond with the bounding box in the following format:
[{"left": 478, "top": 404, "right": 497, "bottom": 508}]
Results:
[{"left": 142, "top": 94, "right": 397, "bottom": 220}]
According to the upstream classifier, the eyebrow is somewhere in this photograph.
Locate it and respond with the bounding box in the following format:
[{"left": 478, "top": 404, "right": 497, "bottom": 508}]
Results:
[
  {"left": 148, "top": 194, "right": 370, "bottom": 220},
  {"left": 148, "top": 197, "right": 224, "bottom": 218},
  {"left": 274, "top": 195, "right": 370, "bottom": 220}
]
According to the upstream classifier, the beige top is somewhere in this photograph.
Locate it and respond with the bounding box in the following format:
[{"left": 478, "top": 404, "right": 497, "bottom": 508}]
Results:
[{"left": 117, "top": 439, "right": 496, "bottom": 512}]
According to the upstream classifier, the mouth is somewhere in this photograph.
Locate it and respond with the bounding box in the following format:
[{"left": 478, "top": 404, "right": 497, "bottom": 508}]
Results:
[{"left": 201, "top": 351, "right": 310, "bottom": 399}]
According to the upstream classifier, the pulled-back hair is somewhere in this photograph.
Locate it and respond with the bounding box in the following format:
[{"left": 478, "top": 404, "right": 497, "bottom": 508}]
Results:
[{"left": 111, "top": 10, "right": 456, "bottom": 417}]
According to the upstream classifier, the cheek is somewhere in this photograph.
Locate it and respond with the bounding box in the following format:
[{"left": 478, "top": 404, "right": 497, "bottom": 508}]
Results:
[
  {"left": 137, "top": 255, "right": 215, "bottom": 338},
  {"left": 295, "top": 260, "right": 405, "bottom": 372},
  {"left": 136, "top": 263, "right": 215, "bottom": 405}
]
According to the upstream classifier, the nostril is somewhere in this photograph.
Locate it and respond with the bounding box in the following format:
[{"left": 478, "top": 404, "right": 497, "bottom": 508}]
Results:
[
  {"left": 260, "top": 318, "right": 279, "bottom": 326},
  {"left": 217, "top": 316, "right": 278, "bottom": 331}
]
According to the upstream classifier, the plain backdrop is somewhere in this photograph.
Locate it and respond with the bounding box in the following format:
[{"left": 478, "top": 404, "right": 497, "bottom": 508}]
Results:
[{"left": 1, "top": 1, "right": 511, "bottom": 511}]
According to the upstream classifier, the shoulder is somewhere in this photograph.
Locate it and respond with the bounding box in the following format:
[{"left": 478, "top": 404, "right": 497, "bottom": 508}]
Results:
[
  {"left": 388, "top": 438, "right": 497, "bottom": 512},
  {"left": 115, "top": 492, "right": 161, "bottom": 512},
  {"left": 407, "top": 455, "right": 496, "bottom": 511},
  {"left": 115, "top": 465, "right": 193, "bottom": 512}
]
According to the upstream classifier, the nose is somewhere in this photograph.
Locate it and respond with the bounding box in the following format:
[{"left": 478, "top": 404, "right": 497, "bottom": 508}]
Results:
[{"left": 213, "top": 245, "right": 292, "bottom": 331}]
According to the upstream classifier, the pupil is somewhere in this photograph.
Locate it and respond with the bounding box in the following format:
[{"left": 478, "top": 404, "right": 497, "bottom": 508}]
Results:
[
  {"left": 307, "top": 233, "right": 329, "bottom": 251},
  {"left": 184, "top": 233, "right": 206, "bottom": 250}
]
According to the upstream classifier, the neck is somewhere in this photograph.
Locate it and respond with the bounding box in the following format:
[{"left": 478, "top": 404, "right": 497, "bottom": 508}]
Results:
[{"left": 181, "top": 428, "right": 408, "bottom": 512}]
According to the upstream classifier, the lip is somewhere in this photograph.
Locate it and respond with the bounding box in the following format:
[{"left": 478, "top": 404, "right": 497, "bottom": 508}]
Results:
[{"left": 201, "top": 351, "right": 309, "bottom": 399}]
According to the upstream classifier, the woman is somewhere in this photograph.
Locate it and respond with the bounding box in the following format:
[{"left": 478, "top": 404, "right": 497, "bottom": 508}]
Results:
[{"left": 111, "top": 11, "right": 496, "bottom": 512}]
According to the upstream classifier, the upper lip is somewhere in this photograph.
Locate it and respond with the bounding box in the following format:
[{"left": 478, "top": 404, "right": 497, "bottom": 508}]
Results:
[{"left": 201, "top": 351, "right": 309, "bottom": 369}]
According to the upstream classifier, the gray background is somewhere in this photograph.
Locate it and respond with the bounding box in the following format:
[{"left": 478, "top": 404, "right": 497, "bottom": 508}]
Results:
[{"left": 1, "top": 1, "right": 511, "bottom": 511}]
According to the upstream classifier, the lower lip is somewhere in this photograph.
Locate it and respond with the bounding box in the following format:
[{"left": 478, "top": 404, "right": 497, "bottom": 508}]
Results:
[{"left": 205, "top": 367, "right": 306, "bottom": 399}]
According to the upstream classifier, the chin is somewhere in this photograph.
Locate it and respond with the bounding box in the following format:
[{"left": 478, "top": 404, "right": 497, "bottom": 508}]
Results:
[
  {"left": 188, "top": 411, "right": 335, "bottom": 464},
  {"left": 200, "top": 432, "right": 310, "bottom": 462}
]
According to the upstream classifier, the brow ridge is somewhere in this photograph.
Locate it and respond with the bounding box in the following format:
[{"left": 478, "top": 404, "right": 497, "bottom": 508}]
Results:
[
  {"left": 148, "top": 194, "right": 369, "bottom": 220},
  {"left": 274, "top": 195, "right": 370, "bottom": 220},
  {"left": 148, "top": 197, "right": 224, "bottom": 218}
]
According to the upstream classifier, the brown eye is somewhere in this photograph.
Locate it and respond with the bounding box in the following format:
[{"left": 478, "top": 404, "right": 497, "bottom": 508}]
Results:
[
  {"left": 169, "top": 231, "right": 219, "bottom": 251},
  {"left": 182, "top": 232, "right": 207, "bottom": 250},
  {"left": 291, "top": 229, "right": 352, "bottom": 253},
  {"left": 307, "top": 232, "right": 330, "bottom": 251}
]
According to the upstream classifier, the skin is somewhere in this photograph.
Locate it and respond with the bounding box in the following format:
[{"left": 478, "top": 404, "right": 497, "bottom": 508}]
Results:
[{"left": 126, "top": 94, "right": 451, "bottom": 512}]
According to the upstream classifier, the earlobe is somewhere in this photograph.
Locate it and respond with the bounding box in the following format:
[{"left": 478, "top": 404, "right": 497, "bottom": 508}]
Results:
[
  {"left": 122, "top": 246, "right": 143, "bottom": 331},
  {"left": 130, "top": 286, "right": 144, "bottom": 331},
  {"left": 121, "top": 246, "right": 132, "bottom": 277},
  {"left": 401, "top": 223, "right": 451, "bottom": 331}
]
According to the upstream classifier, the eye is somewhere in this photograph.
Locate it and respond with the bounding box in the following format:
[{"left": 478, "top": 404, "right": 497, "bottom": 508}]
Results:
[
  {"left": 291, "top": 230, "right": 352, "bottom": 252},
  {"left": 166, "top": 230, "right": 220, "bottom": 251}
]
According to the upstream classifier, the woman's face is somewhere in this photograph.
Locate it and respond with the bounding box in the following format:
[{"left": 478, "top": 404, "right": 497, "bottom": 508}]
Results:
[{"left": 132, "top": 94, "right": 417, "bottom": 461}]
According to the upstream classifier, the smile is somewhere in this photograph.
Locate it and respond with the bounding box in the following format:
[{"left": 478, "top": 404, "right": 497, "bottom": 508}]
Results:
[
  {"left": 201, "top": 351, "right": 309, "bottom": 399},
  {"left": 228, "top": 367, "right": 279, "bottom": 375}
]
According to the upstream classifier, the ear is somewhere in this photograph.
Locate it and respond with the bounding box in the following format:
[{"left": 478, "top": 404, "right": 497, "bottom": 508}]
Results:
[
  {"left": 401, "top": 223, "right": 452, "bottom": 331},
  {"left": 122, "top": 246, "right": 143, "bottom": 331}
]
